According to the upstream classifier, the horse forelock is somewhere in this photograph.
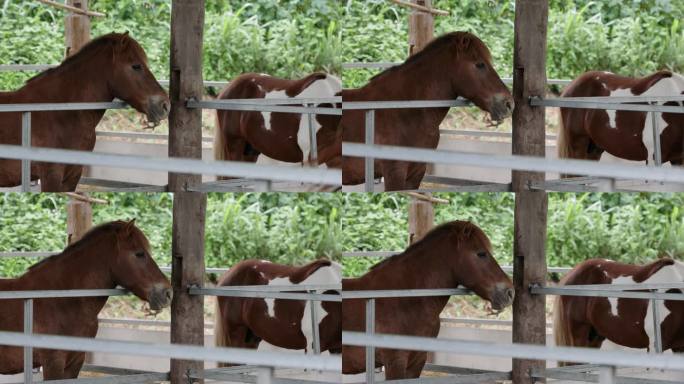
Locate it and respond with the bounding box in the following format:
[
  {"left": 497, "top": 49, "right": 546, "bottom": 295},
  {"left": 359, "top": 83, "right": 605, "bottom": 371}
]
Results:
[{"left": 25, "top": 33, "right": 144, "bottom": 85}]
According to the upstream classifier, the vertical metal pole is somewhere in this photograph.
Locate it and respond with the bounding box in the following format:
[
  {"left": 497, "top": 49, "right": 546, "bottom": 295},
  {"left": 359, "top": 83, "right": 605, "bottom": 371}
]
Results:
[
  {"left": 307, "top": 108, "right": 318, "bottom": 166},
  {"left": 256, "top": 367, "right": 273, "bottom": 384},
  {"left": 365, "top": 298, "right": 375, "bottom": 384},
  {"left": 598, "top": 366, "right": 616, "bottom": 384},
  {"left": 23, "top": 299, "right": 33, "bottom": 384},
  {"left": 364, "top": 110, "right": 375, "bottom": 192},
  {"left": 651, "top": 293, "right": 663, "bottom": 353},
  {"left": 309, "top": 297, "right": 321, "bottom": 355},
  {"left": 651, "top": 104, "right": 662, "bottom": 166},
  {"left": 21, "top": 112, "right": 31, "bottom": 192}
]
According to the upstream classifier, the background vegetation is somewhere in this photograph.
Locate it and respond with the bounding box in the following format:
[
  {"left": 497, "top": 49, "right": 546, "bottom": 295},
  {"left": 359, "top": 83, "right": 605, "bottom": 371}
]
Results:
[
  {"left": 0, "top": 193, "right": 342, "bottom": 277},
  {"left": 343, "top": 0, "right": 684, "bottom": 88}
]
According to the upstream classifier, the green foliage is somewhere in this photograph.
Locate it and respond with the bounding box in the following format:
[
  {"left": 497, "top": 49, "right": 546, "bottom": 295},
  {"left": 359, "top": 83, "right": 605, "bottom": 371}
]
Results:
[
  {"left": 342, "top": 193, "right": 684, "bottom": 277},
  {"left": 0, "top": 0, "right": 341, "bottom": 90},
  {"left": 343, "top": 0, "right": 684, "bottom": 88},
  {"left": 0, "top": 193, "right": 341, "bottom": 277}
]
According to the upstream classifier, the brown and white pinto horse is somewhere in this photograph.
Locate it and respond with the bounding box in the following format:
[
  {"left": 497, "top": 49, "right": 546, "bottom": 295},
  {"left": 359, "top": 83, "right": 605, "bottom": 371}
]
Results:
[
  {"left": 342, "top": 32, "right": 514, "bottom": 191},
  {"left": 213, "top": 72, "right": 342, "bottom": 171},
  {"left": 0, "top": 220, "right": 172, "bottom": 380},
  {"left": 214, "top": 259, "right": 341, "bottom": 366},
  {"left": 0, "top": 32, "right": 170, "bottom": 192},
  {"left": 557, "top": 71, "right": 684, "bottom": 167},
  {"left": 554, "top": 258, "right": 684, "bottom": 359},
  {"left": 342, "top": 221, "right": 514, "bottom": 379}
]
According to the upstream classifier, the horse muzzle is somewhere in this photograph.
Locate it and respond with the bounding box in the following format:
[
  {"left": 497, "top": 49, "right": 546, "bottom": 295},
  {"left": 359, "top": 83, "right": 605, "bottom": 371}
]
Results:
[
  {"left": 489, "top": 94, "right": 515, "bottom": 123},
  {"left": 145, "top": 95, "right": 171, "bottom": 125},
  {"left": 148, "top": 284, "right": 173, "bottom": 310},
  {"left": 490, "top": 285, "right": 515, "bottom": 311}
]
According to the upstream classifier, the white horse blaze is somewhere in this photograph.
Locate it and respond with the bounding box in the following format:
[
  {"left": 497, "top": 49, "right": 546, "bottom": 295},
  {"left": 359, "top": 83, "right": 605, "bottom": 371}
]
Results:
[
  {"left": 600, "top": 73, "right": 684, "bottom": 165},
  {"left": 257, "top": 74, "right": 342, "bottom": 166},
  {"left": 263, "top": 261, "right": 342, "bottom": 353},
  {"left": 606, "top": 261, "right": 684, "bottom": 351}
]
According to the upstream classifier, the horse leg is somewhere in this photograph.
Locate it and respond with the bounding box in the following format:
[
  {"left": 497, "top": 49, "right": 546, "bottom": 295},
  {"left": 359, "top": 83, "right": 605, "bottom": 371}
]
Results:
[
  {"left": 63, "top": 352, "right": 85, "bottom": 379},
  {"left": 38, "top": 163, "right": 67, "bottom": 192},
  {"left": 381, "top": 350, "right": 409, "bottom": 379},
  {"left": 405, "top": 163, "right": 427, "bottom": 190},
  {"left": 40, "top": 352, "right": 68, "bottom": 380},
  {"left": 62, "top": 165, "right": 83, "bottom": 192},
  {"left": 381, "top": 160, "right": 409, "bottom": 191},
  {"left": 405, "top": 351, "right": 427, "bottom": 379}
]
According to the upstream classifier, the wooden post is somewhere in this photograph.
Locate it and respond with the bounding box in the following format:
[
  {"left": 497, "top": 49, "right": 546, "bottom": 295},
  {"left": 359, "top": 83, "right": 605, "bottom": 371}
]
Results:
[
  {"left": 65, "top": 0, "right": 90, "bottom": 57},
  {"left": 66, "top": 196, "right": 92, "bottom": 244},
  {"left": 169, "top": 2, "right": 206, "bottom": 384},
  {"left": 408, "top": 0, "right": 434, "bottom": 55},
  {"left": 408, "top": 195, "right": 434, "bottom": 244},
  {"left": 511, "top": 1, "right": 549, "bottom": 384}
]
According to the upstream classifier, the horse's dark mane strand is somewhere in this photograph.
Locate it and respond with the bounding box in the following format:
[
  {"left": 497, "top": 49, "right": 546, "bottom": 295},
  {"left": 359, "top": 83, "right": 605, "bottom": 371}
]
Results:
[
  {"left": 368, "top": 31, "right": 492, "bottom": 83},
  {"left": 369, "top": 221, "right": 489, "bottom": 270},
  {"left": 25, "top": 33, "right": 140, "bottom": 85},
  {"left": 28, "top": 221, "right": 127, "bottom": 271}
]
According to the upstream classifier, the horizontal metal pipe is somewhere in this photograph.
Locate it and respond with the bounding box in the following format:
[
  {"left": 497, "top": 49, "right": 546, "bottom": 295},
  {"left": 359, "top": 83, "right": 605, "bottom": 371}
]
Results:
[
  {"left": 548, "top": 283, "right": 684, "bottom": 291},
  {"left": 559, "top": 95, "right": 684, "bottom": 103},
  {"left": 187, "top": 100, "right": 342, "bottom": 115},
  {"left": 0, "top": 331, "right": 340, "bottom": 371},
  {"left": 0, "top": 64, "right": 58, "bottom": 71},
  {"left": 212, "top": 284, "right": 341, "bottom": 292},
  {"left": 439, "top": 129, "right": 558, "bottom": 141},
  {"left": 342, "top": 288, "right": 471, "bottom": 299},
  {"left": 189, "top": 287, "right": 341, "bottom": 302},
  {"left": 96, "top": 131, "right": 214, "bottom": 143},
  {"left": 342, "top": 332, "right": 684, "bottom": 371},
  {"left": 0, "top": 101, "right": 128, "bottom": 112},
  {"left": 343, "top": 99, "right": 471, "bottom": 110},
  {"left": 0, "top": 144, "right": 341, "bottom": 185},
  {"left": 198, "top": 97, "right": 341, "bottom": 105},
  {"left": 531, "top": 97, "right": 684, "bottom": 113},
  {"left": 342, "top": 143, "right": 684, "bottom": 184},
  {"left": 533, "top": 286, "right": 684, "bottom": 301},
  {"left": 0, "top": 289, "right": 128, "bottom": 300}
]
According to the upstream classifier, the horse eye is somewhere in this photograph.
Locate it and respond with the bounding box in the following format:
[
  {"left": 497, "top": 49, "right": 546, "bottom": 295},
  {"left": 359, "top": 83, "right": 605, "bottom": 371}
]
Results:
[
  {"left": 476, "top": 62, "right": 486, "bottom": 70},
  {"left": 477, "top": 252, "right": 488, "bottom": 258},
  {"left": 132, "top": 64, "right": 143, "bottom": 71},
  {"left": 135, "top": 251, "right": 145, "bottom": 258}
]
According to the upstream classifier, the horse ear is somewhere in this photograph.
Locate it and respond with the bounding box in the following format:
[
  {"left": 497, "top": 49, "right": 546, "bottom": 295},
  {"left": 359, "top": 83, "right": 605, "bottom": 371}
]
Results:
[{"left": 124, "top": 219, "right": 136, "bottom": 233}]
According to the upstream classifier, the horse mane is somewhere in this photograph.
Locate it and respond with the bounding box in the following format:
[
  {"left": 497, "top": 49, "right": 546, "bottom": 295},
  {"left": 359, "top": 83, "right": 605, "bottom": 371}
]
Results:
[
  {"left": 369, "top": 31, "right": 492, "bottom": 83},
  {"left": 26, "top": 33, "right": 144, "bottom": 85},
  {"left": 28, "top": 220, "right": 132, "bottom": 271},
  {"left": 369, "top": 220, "right": 490, "bottom": 270}
]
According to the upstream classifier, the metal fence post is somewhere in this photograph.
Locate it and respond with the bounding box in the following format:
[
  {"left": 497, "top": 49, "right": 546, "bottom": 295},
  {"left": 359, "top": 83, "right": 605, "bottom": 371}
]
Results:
[
  {"left": 307, "top": 107, "right": 318, "bottom": 166},
  {"left": 598, "top": 366, "right": 616, "bottom": 384},
  {"left": 309, "top": 297, "right": 321, "bottom": 355},
  {"left": 21, "top": 112, "right": 31, "bottom": 192},
  {"left": 23, "top": 298, "right": 33, "bottom": 384},
  {"left": 365, "top": 298, "right": 376, "bottom": 384},
  {"left": 256, "top": 367, "right": 273, "bottom": 384},
  {"left": 651, "top": 291, "right": 663, "bottom": 353},
  {"left": 651, "top": 103, "right": 662, "bottom": 166},
  {"left": 364, "top": 110, "right": 375, "bottom": 192}
]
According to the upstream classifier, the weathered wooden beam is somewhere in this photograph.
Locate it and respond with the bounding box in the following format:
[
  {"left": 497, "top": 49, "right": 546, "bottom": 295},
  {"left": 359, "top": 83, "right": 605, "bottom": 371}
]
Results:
[
  {"left": 408, "top": 194, "right": 434, "bottom": 244},
  {"left": 511, "top": 1, "right": 549, "bottom": 384},
  {"left": 390, "top": 0, "right": 449, "bottom": 16},
  {"left": 65, "top": 0, "right": 91, "bottom": 57},
  {"left": 66, "top": 194, "right": 92, "bottom": 244},
  {"left": 37, "top": 0, "right": 105, "bottom": 18},
  {"left": 169, "top": 2, "right": 206, "bottom": 384}
]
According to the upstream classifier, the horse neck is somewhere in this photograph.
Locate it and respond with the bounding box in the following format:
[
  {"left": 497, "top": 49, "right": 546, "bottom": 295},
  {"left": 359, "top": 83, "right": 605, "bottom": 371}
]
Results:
[
  {"left": 17, "top": 51, "right": 114, "bottom": 103},
  {"left": 367, "top": 51, "right": 456, "bottom": 101},
  {"left": 365, "top": 244, "right": 456, "bottom": 290}
]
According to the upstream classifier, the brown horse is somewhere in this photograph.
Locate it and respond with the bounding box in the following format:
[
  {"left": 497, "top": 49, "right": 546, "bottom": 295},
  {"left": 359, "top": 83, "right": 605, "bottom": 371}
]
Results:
[
  {"left": 0, "top": 220, "right": 172, "bottom": 380},
  {"left": 213, "top": 72, "right": 342, "bottom": 171},
  {"left": 554, "top": 258, "right": 684, "bottom": 359},
  {"left": 342, "top": 32, "right": 514, "bottom": 191},
  {"left": 214, "top": 259, "right": 341, "bottom": 366},
  {"left": 342, "top": 221, "right": 514, "bottom": 379},
  {"left": 0, "top": 32, "right": 170, "bottom": 192},
  {"left": 557, "top": 71, "right": 684, "bottom": 167}
]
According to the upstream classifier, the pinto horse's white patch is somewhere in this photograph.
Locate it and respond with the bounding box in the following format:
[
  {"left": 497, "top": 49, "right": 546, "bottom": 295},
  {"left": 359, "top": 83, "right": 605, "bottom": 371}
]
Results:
[
  {"left": 261, "top": 89, "right": 288, "bottom": 132},
  {"left": 263, "top": 261, "right": 342, "bottom": 353},
  {"left": 607, "top": 261, "right": 684, "bottom": 351}
]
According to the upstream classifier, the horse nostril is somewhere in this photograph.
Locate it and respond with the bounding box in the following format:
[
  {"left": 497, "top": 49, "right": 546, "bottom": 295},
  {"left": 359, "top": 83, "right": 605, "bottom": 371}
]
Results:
[
  {"left": 506, "top": 100, "right": 514, "bottom": 111},
  {"left": 162, "top": 101, "right": 170, "bottom": 113},
  {"left": 164, "top": 288, "right": 172, "bottom": 301},
  {"left": 506, "top": 288, "right": 515, "bottom": 300}
]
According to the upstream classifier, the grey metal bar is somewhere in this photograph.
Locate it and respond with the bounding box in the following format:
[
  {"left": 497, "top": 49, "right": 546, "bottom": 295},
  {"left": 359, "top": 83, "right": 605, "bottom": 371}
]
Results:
[
  {"left": 342, "top": 251, "right": 398, "bottom": 258},
  {"left": 307, "top": 107, "right": 318, "bottom": 165},
  {"left": 0, "top": 331, "right": 340, "bottom": 371},
  {"left": 8, "top": 372, "right": 170, "bottom": 384},
  {"left": 532, "top": 286, "right": 684, "bottom": 301},
  {"left": 342, "top": 62, "right": 399, "bottom": 69},
  {"left": 533, "top": 368, "right": 679, "bottom": 384},
  {"left": 256, "top": 367, "right": 273, "bottom": 384},
  {"left": 23, "top": 299, "right": 33, "bottom": 384},
  {"left": 600, "top": 366, "right": 616, "bottom": 384},
  {"left": 558, "top": 95, "right": 684, "bottom": 103},
  {"left": 0, "top": 101, "right": 128, "bottom": 112},
  {"left": 539, "top": 282, "right": 684, "bottom": 291},
  {"left": 198, "top": 97, "right": 341, "bottom": 106},
  {"left": 652, "top": 105, "right": 663, "bottom": 166},
  {"left": 0, "top": 144, "right": 341, "bottom": 185},
  {"left": 0, "top": 64, "right": 58, "bottom": 71},
  {"left": 652, "top": 292, "right": 663, "bottom": 354},
  {"left": 210, "top": 285, "right": 340, "bottom": 292},
  {"left": 0, "top": 252, "right": 53, "bottom": 258},
  {"left": 96, "top": 130, "right": 214, "bottom": 143},
  {"left": 342, "top": 288, "right": 471, "bottom": 299},
  {"left": 345, "top": 99, "right": 471, "bottom": 110},
  {"left": 76, "top": 177, "right": 167, "bottom": 192},
  {"left": 440, "top": 128, "right": 558, "bottom": 141},
  {"left": 21, "top": 112, "right": 31, "bottom": 192},
  {"left": 365, "top": 299, "right": 375, "bottom": 384},
  {"left": 186, "top": 100, "right": 342, "bottom": 115},
  {"left": 342, "top": 143, "right": 684, "bottom": 184},
  {"left": 188, "top": 287, "right": 341, "bottom": 302},
  {"left": 530, "top": 97, "right": 684, "bottom": 114},
  {"left": 342, "top": 331, "right": 684, "bottom": 371},
  {"left": 0, "top": 289, "right": 128, "bottom": 300},
  {"left": 364, "top": 110, "right": 375, "bottom": 192},
  {"left": 309, "top": 298, "right": 321, "bottom": 355}
]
